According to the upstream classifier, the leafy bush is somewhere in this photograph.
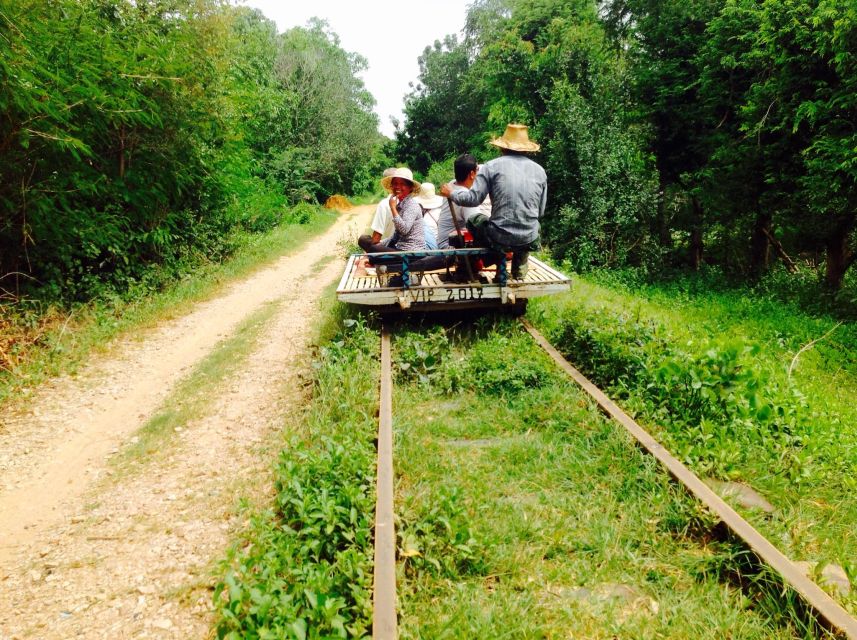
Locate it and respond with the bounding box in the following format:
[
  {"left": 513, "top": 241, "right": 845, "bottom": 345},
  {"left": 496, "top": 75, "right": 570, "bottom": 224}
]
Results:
[
  {"left": 394, "top": 326, "right": 449, "bottom": 385},
  {"left": 283, "top": 203, "right": 319, "bottom": 226},
  {"left": 0, "top": 3, "right": 387, "bottom": 309},
  {"left": 214, "top": 319, "right": 378, "bottom": 639},
  {"left": 397, "top": 487, "right": 484, "bottom": 579},
  {"left": 544, "top": 302, "right": 813, "bottom": 480},
  {"left": 424, "top": 157, "right": 456, "bottom": 189},
  {"left": 215, "top": 435, "right": 374, "bottom": 639}
]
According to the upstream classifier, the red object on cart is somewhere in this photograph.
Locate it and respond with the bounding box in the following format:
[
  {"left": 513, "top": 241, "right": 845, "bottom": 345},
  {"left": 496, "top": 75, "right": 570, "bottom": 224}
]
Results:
[{"left": 448, "top": 230, "right": 484, "bottom": 270}]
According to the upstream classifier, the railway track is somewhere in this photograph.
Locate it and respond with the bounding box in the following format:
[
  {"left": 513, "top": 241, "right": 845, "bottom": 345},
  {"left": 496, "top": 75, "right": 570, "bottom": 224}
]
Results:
[{"left": 370, "top": 320, "right": 857, "bottom": 640}]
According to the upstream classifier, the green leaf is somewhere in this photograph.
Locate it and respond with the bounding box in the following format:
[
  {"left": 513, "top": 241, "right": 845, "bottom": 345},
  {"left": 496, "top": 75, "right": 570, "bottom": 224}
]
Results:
[{"left": 291, "top": 619, "right": 307, "bottom": 640}]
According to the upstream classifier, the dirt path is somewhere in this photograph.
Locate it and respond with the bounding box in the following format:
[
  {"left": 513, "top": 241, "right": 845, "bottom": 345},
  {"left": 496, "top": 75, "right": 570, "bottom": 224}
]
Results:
[{"left": 0, "top": 205, "right": 371, "bottom": 639}]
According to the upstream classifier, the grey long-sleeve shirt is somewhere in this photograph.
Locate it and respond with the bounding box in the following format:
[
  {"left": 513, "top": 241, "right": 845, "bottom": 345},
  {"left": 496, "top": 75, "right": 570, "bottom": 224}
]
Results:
[
  {"left": 390, "top": 194, "right": 426, "bottom": 251},
  {"left": 449, "top": 154, "right": 547, "bottom": 246}
]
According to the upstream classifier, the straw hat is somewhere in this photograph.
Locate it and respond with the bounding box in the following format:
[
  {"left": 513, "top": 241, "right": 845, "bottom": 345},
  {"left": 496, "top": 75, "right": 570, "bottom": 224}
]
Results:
[
  {"left": 380, "top": 167, "right": 421, "bottom": 194},
  {"left": 490, "top": 123, "right": 540, "bottom": 152},
  {"left": 414, "top": 182, "right": 444, "bottom": 209}
]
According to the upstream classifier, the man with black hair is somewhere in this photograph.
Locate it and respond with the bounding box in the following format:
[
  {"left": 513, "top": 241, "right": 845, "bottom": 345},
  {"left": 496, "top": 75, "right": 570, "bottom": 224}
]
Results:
[
  {"left": 441, "top": 124, "right": 546, "bottom": 279},
  {"left": 435, "top": 153, "right": 486, "bottom": 249}
]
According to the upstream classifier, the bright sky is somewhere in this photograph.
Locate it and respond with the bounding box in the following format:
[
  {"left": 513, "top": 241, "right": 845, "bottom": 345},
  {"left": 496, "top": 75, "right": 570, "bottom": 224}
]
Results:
[{"left": 238, "top": 0, "right": 471, "bottom": 138}]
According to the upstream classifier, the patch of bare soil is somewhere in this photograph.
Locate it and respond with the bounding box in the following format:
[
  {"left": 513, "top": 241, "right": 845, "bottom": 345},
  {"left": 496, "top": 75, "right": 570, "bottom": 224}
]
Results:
[{"left": 0, "top": 206, "right": 372, "bottom": 639}]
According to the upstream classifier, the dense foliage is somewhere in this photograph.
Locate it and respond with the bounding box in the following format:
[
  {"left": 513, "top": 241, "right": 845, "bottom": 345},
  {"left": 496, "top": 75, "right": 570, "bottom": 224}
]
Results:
[
  {"left": 0, "top": 1, "right": 386, "bottom": 303},
  {"left": 395, "top": 0, "right": 856, "bottom": 290}
]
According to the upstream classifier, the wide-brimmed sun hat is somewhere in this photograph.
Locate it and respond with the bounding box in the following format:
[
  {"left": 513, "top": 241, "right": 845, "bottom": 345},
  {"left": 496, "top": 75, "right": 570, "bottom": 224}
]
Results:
[
  {"left": 414, "top": 182, "right": 444, "bottom": 209},
  {"left": 381, "top": 167, "right": 421, "bottom": 194},
  {"left": 490, "top": 123, "right": 540, "bottom": 152}
]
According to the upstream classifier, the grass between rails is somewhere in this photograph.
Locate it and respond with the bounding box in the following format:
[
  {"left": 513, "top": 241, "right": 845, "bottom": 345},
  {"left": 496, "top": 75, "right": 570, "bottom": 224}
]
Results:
[
  {"left": 528, "top": 272, "right": 856, "bottom": 613},
  {"left": 391, "top": 318, "right": 818, "bottom": 639},
  {"left": 0, "top": 207, "right": 338, "bottom": 407}
]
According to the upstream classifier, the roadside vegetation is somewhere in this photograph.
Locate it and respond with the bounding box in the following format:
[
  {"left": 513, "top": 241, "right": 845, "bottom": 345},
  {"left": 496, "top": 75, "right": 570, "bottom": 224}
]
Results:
[
  {"left": 0, "top": 204, "right": 336, "bottom": 406},
  {"left": 214, "top": 310, "right": 379, "bottom": 639},
  {"left": 530, "top": 269, "right": 856, "bottom": 614},
  {"left": 400, "top": 0, "right": 856, "bottom": 292},
  {"left": 1, "top": 0, "right": 392, "bottom": 399}
]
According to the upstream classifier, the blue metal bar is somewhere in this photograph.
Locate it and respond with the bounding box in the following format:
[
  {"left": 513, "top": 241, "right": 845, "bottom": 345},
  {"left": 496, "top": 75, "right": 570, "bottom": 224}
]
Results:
[
  {"left": 363, "top": 248, "right": 496, "bottom": 259},
  {"left": 496, "top": 258, "right": 508, "bottom": 286},
  {"left": 401, "top": 255, "right": 411, "bottom": 289}
]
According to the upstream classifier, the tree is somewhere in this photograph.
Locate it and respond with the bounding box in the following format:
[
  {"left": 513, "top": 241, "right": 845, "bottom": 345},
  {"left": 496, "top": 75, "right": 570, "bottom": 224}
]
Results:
[
  {"left": 0, "top": 0, "right": 233, "bottom": 298},
  {"left": 0, "top": 3, "right": 386, "bottom": 302},
  {"left": 697, "top": 0, "right": 856, "bottom": 286},
  {"left": 395, "top": 35, "right": 487, "bottom": 173},
  {"left": 270, "top": 19, "right": 380, "bottom": 200}
]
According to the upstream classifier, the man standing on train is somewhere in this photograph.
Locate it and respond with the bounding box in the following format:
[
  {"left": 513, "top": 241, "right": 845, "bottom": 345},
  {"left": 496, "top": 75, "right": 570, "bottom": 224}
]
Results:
[{"left": 440, "top": 123, "right": 546, "bottom": 280}]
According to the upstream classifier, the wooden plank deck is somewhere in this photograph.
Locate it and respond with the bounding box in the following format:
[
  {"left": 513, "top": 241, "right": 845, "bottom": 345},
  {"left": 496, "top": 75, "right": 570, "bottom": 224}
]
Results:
[
  {"left": 336, "top": 254, "right": 571, "bottom": 308},
  {"left": 340, "top": 256, "right": 567, "bottom": 291}
]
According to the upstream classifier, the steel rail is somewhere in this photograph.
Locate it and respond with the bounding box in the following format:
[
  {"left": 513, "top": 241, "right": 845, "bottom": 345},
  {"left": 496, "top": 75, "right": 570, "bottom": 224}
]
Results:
[
  {"left": 521, "top": 318, "right": 857, "bottom": 639},
  {"left": 372, "top": 326, "right": 397, "bottom": 639}
]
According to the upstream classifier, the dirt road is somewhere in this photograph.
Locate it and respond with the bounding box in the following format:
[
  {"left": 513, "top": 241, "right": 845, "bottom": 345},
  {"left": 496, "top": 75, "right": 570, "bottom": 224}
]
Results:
[{"left": 0, "top": 205, "right": 371, "bottom": 639}]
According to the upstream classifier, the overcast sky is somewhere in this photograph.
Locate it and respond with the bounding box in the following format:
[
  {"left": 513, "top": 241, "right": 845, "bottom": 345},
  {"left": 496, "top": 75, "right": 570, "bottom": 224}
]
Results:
[{"left": 237, "top": 0, "right": 471, "bottom": 138}]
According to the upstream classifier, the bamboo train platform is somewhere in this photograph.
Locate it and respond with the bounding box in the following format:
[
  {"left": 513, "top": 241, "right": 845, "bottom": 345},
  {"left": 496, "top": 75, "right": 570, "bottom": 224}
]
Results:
[{"left": 336, "top": 249, "right": 571, "bottom": 313}]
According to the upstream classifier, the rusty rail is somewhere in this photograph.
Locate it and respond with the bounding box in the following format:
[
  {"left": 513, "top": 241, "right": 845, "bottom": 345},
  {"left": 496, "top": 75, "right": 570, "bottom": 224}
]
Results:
[
  {"left": 521, "top": 318, "right": 857, "bottom": 639},
  {"left": 372, "top": 326, "right": 397, "bottom": 639}
]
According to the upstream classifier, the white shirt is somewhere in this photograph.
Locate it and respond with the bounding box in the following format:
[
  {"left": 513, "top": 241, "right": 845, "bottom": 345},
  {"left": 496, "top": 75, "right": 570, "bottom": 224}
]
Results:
[
  {"left": 478, "top": 194, "right": 493, "bottom": 218},
  {"left": 423, "top": 207, "right": 440, "bottom": 239},
  {"left": 370, "top": 197, "right": 395, "bottom": 241}
]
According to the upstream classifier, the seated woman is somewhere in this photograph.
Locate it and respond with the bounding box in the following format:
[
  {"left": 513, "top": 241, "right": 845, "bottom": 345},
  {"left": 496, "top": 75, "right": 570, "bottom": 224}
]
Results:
[{"left": 360, "top": 168, "right": 426, "bottom": 262}]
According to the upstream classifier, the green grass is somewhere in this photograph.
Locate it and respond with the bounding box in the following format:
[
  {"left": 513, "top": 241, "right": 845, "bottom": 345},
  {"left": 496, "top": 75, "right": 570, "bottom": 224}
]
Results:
[
  {"left": 0, "top": 207, "right": 337, "bottom": 407},
  {"left": 391, "top": 317, "right": 824, "bottom": 638},
  {"left": 212, "top": 300, "right": 847, "bottom": 638},
  {"left": 349, "top": 192, "right": 386, "bottom": 206},
  {"left": 528, "top": 271, "right": 856, "bottom": 615}
]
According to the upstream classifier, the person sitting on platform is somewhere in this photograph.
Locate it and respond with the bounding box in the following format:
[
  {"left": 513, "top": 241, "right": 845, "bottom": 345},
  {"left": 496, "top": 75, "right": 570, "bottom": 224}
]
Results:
[
  {"left": 440, "top": 124, "right": 546, "bottom": 279},
  {"left": 436, "top": 154, "right": 485, "bottom": 249},
  {"left": 415, "top": 182, "right": 444, "bottom": 250},
  {"left": 358, "top": 168, "right": 396, "bottom": 251},
  {"left": 358, "top": 168, "right": 426, "bottom": 260}
]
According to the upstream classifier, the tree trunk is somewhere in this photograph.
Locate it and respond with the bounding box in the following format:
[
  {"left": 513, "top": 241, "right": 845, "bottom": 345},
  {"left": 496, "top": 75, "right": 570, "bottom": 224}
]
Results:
[
  {"left": 762, "top": 228, "right": 797, "bottom": 273},
  {"left": 749, "top": 211, "right": 771, "bottom": 274},
  {"left": 825, "top": 216, "right": 856, "bottom": 290},
  {"left": 688, "top": 196, "right": 704, "bottom": 270}
]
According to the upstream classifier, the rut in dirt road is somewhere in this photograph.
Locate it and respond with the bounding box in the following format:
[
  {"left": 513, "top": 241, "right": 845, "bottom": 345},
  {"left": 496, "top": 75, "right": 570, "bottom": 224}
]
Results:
[{"left": 0, "top": 205, "right": 371, "bottom": 639}]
